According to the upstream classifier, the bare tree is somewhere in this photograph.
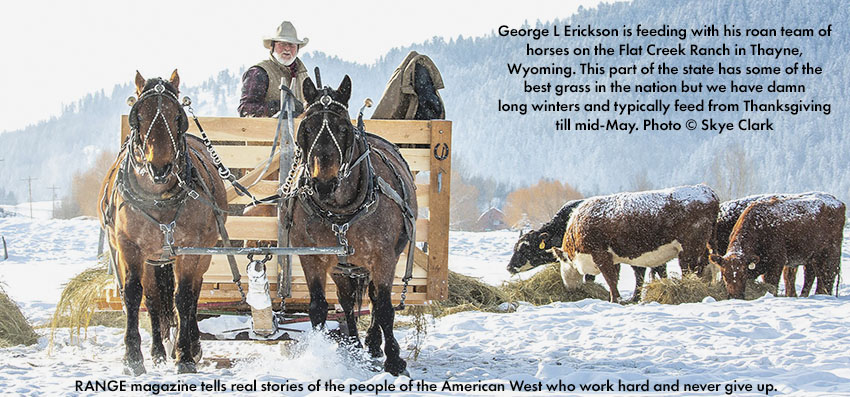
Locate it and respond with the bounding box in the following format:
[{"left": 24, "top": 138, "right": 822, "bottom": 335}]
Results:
[{"left": 709, "top": 145, "right": 755, "bottom": 202}]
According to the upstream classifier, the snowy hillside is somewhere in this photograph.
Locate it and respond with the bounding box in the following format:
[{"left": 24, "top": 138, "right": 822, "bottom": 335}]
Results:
[
  {"left": 1, "top": 215, "right": 849, "bottom": 395},
  {"left": 2, "top": 0, "right": 848, "bottom": 208}
]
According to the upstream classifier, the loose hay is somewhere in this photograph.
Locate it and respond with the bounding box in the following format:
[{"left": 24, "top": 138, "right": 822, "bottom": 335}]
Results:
[
  {"left": 642, "top": 273, "right": 780, "bottom": 304},
  {"left": 502, "top": 263, "right": 609, "bottom": 304},
  {"left": 0, "top": 284, "right": 39, "bottom": 347},
  {"left": 641, "top": 273, "right": 724, "bottom": 304},
  {"left": 50, "top": 261, "right": 113, "bottom": 347},
  {"left": 445, "top": 270, "right": 507, "bottom": 307}
]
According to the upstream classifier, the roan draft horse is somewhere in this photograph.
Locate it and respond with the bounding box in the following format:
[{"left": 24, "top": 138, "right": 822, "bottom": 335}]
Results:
[
  {"left": 289, "top": 75, "right": 417, "bottom": 376},
  {"left": 99, "top": 70, "right": 227, "bottom": 375}
]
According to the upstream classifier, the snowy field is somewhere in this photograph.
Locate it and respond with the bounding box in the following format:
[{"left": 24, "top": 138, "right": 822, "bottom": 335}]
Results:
[{"left": 2, "top": 205, "right": 850, "bottom": 396}]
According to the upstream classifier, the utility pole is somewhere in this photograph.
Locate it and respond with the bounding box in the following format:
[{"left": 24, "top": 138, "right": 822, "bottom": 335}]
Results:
[
  {"left": 21, "top": 176, "right": 37, "bottom": 218},
  {"left": 48, "top": 185, "right": 59, "bottom": 219}
]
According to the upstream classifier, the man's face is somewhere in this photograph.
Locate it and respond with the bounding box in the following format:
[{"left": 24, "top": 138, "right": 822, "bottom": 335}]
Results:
[{"left": 273, "top": 41, "right": 298, "bottom": 65}]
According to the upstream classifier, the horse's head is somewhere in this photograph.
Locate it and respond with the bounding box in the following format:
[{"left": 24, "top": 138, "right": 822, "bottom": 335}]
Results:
[
  {"left": 128, "top": 70, "right": 189, "bottom": 185},
  {"left": 298, "top": 75, "right": 355, "bottom": 198}
]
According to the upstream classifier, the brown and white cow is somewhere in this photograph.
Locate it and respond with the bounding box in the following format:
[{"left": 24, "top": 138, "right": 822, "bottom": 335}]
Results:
[
  {"left": 709, "top": 193, "right": 845, "bottom": 299},
  {"left": 552, "top": 184, "right": 719, "bottom": 302}
]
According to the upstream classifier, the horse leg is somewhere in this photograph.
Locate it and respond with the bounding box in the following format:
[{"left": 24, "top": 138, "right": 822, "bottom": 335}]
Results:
[
  {"left": 117, "top": 238, "right": 146, "bottom": 375},
  {"left": 172, "top": 255, "right": 209, "bottom": 373},
  {"left": 302, "top": 257, "right": 329, "bottom": 329},
  {"left": 365, "top": 281, "right": 383, "bottom": 358},
  {"left": 629, "top": 266, "right": 645, "bottom": 302},
  {"left": 331, "top": 271, "right": 366, "bottom": 348},
  {"left": 373, "top": 282, "right": 407, "bottom": 376},
  {"left": 184, "top": 275, "right": 203, "bottom": 364},
  {"left": 783, "top": 266, "right": 798, "bottom": 297},
  {"left": 142, "top": 264, "right": 173, "bottom": 365}
]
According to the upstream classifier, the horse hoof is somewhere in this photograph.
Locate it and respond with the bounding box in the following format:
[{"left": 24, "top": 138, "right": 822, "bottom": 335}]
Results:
[
  {"left": 123, "top": 360, "right": 147, "bottom": 376},
  {"left": 176, "top": 361, "right": 197, "bottom": 374},
  {"left": 152, "top": 354, "right": 167, "bottom": 367},
  {"left": 384, "top": 358, "right": 408, "bottom": 377},
  {"left": 192, "top": 344, "right": 203, "bottom": 364}
]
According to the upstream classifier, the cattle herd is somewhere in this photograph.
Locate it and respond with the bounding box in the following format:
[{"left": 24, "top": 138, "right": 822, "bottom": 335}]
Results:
[{"left": 508, "top": 184, "right": 846, "bottom": 302}]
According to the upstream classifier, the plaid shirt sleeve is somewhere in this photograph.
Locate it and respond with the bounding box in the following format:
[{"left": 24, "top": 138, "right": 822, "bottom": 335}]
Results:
[{"left": 238, "top": 67, "right": 280, "bottom": 117}]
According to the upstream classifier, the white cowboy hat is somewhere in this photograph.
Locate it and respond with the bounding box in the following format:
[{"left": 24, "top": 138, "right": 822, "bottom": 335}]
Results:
[{"left": 263, "top": 21, "right": 309, "bottom": 49}]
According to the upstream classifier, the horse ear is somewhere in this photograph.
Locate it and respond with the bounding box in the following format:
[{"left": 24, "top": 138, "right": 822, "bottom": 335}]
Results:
[
  {"left": 134, "top": 70, "right": 145, "bottom": 96},
  {"left": 336, "top": 75, "right": 351, "bottom": 104},
  {"left": 169, "top": 69, "right": 180, "bottom": 91},
  {"left": 302, "top": 77, "right": 318, "bottom": 104}
]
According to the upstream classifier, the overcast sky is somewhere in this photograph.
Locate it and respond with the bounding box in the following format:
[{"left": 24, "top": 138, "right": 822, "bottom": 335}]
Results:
[{"left": 0, "top": 0, "right": 611, "bottom": 133}]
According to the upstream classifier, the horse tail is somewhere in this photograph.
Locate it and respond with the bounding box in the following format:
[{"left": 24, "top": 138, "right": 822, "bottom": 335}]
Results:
[{"left": 154, "top": 263, "right": 176, "bottom": 332}]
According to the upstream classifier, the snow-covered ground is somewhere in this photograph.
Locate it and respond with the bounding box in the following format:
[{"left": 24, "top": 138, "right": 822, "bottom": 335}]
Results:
[{"left": 2, "top": 211, "right": 850, "bottom": 396}]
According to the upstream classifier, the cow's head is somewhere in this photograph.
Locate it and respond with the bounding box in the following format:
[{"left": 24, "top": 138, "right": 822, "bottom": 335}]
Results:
[
  {"left": 709, "top": 252, "right": 760, "bottom": 299},
  {"left": 507, "top": 230, "right": 557, "bottom": 274}
]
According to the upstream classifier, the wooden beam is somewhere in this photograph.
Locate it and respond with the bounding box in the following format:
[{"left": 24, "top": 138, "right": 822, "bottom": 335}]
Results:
[
  {"left": 183, "top": 117, "right": 433, "bottom": 144},
  {"left": 427, "top": 121, "right": 451, "bottom": 300},
  {"left": 222, "top": 216, "right": 429, "bottom": 241}
]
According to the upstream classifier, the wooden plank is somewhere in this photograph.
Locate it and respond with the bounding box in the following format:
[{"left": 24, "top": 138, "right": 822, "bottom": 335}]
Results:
[
  {"left": 184, "top": 117, "right": 432, "bottom": 144},
  {"left": 213, "top": 147, "right": 428, "bottom": 175},
  {"left": 229, "top": 179, "right": 428, "bottom": 207},
  {"left": 205, "top": 246, "right": 430, "bottom": 282},
  {"left": 196, "top": 288, "right": 427, "bottom": 305},
  {"left": 399, "top": 148, "right": 430, "bottom": 172},
  {"left": 216, "top": 146, "right": 279, "bottom": 169},
  {"left": 427, "top": 121, "right": 452, "bottom": 300},
  {"left": 225, "top": 152, "right": 281, "bottom": 202},
  {"left": 223, "top": 216, "right": 429, "bottom": 241},
  {"left": 186, "top": 117, "right": 280, "bottom": 142}
]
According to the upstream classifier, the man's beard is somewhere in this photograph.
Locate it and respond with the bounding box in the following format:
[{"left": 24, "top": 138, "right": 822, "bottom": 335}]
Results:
[{"left": 273, "top": 52, "right": 296, "bottom": 66}]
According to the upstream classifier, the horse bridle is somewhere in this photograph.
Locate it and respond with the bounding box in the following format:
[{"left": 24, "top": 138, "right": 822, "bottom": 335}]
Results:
[
  {"left": 300, "top": 90, "right": 370, "bottom": 184},
  {"left": 127, "top": 80, "right": 190, "bottom": 183}
]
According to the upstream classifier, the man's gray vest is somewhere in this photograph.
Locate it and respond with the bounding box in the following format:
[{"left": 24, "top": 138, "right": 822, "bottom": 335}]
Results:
[{"left": 255, "top": 56, "right": 309, "bottom": 110}]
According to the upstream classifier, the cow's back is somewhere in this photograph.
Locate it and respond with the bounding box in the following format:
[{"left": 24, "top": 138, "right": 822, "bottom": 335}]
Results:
[
  {"left": 564, "top": 184, "right": 719, "bottom": 260},
  {"left": 729, "top": 193, "right": 845, "bottom": 264}
]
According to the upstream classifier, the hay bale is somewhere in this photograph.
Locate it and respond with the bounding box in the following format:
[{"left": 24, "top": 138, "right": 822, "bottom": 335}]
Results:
[
  {"left": 502, "top": 263, "right": 609, "bottom": 304},
  {"left": 641, "top": 273, "right": 725, "bottom": 304},
  {"left": 50, "top": 263, "right": 113, "bottom": 346},
  {"left": 0, "top": 285, "right": 39, "bottom": 347}
]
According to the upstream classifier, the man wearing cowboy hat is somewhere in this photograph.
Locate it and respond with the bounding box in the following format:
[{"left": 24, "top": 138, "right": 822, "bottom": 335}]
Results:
[{"left": 238, "top": 21, "right": 310, "bottom": 117}]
